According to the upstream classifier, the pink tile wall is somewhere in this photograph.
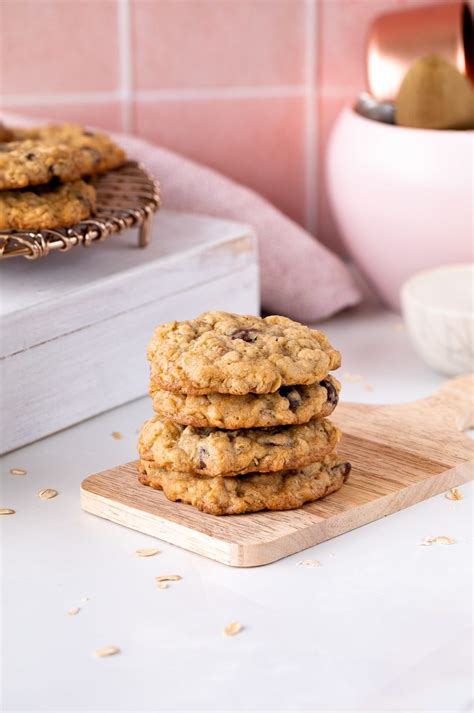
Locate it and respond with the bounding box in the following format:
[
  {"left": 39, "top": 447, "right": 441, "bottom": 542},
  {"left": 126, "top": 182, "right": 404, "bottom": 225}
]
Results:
[{"left": 0, "top": 0, "right": 466, "bottom": 253}]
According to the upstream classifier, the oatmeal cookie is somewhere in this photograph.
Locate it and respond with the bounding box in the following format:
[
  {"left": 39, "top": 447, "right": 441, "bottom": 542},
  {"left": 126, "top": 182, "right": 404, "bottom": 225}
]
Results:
[
  {"left": 147, "top": 312, "right": 341, "bottom": 395},
  {"left": 150, "top": 376, "right": 340, "bottom": 429},
  {"left": 138, "top": 454, "right": 351, "bottom": 515},
  {"left": 0, "top": 122, "right": 14, "bottom": 142},
  {"left": 0, "top": 179, "right": 96, "bottom": 230},
  {"left": 11, "top": 123, "right": 126, "bottom": 174},
  {"left": 138, "top": 416, "right": 340, "bottom": 477},
  {"left": 0, "top": 139, "right": 92, "bottom": 190}
]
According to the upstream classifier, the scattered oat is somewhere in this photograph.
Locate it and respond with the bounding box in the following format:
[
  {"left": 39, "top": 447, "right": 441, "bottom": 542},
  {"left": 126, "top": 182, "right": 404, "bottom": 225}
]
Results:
[
  {"left": 37, "top": 488, "right": 58, "bottom": 500},
  {"left": 363, "top": 383, "right": 373, "bottom": 392},
  {"left": 135, "top": 547, "right": 161, "bottom": 557},
  {"left": 0, "top": 508, "right": 15, "bottom": 515},
  {"left": 224, "top": 621, "right": 243, "bottom": 637},
  {"left": 93, "top": 645, "right": 120, "bottom": 658},
  {"left": 445, "top": 488, "right": 463, "bottom": 501},
  {"left": 421, "top": 535, "right": 456, "bottom": 546},
  {"left": 80, "top": 597, "right": 90, "bottom": 603},
  {"left": 155, "top": 575, "right": 182, "bottom": 589},
  {"left": 342, "top": 372, "right": 363, "bottom": 382},
  {"left": 67, "top": 607, "right": 80, "bottom": 616},
  {"left": 111, "top": 431, "right": 123, "bottom": 440},
  {"left": 9, "top": 468, "right": 26, "bottom": 476},
  {"left": 297, "top": 559, "right": 321, "bottom": 567}
]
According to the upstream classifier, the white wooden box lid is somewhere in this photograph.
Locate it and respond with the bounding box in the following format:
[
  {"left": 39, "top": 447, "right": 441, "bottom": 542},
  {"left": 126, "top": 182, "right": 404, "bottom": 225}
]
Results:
[{"left": 0, "top": 210, "right": 257, "bottom": 357}]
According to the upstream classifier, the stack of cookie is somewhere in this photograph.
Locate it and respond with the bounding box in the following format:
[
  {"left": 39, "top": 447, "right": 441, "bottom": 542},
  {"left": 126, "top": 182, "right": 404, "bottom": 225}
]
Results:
[
  {"left": 138, "top": 312, "right": 350, "bottom": 516},
  {"left": 0, "top": 122, "right": 126, "bottom": 230}
]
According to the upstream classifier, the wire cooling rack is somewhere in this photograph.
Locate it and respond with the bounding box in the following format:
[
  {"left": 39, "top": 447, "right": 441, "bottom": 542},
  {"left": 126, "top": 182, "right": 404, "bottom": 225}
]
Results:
[{"left": 0, "top": 161, "right": 161, "bottom": 260}]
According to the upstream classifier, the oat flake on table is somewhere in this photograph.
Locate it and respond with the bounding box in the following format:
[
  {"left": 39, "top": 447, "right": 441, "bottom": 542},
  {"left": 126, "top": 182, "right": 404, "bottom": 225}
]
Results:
[
  {"left": 0, "top": 508, "right": 15, "bottom": 515},
  {"left": 155, "top": 575, "right": 181, "bottom": 589},
  {"left": 37, "top": 489, "right": 58, "bottom": 500},
  {"left": 445, "top": 488, "right": 464, "bottom": 501},
  {"left": 9, "top": 468, "right": 27, "bottom": 476},
  {"left": 297, "top": 559, "right": 321, "bottom": 567},
  {"left": 111, "top": 431, "right": 123, "bottom": 440},
  {"left": 93, "top": 645, "right": 121, "bottom": 658},
  {"left": 421, "top": 535, "right": 456, "bottom": 546},
  {"left": 224, "top": 622, "right": 243, "bottom": 636},
  {"left": 67, "top": 607, "right": 80, "bottom": 616},
  {"left": 135, "top": 547, "right": 161, "bottom": 557}
]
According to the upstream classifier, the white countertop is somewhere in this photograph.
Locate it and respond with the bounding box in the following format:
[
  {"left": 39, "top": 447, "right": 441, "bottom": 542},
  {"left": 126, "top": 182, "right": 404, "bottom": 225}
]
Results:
[{"left": 2, "top": 303, "right": 472, "bottom": 712}]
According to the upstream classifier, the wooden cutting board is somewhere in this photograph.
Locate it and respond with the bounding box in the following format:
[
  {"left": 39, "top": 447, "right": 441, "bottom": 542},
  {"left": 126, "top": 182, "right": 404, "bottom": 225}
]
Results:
[{"left": 81, "top": 375, "right": 474, "bottom": 567}]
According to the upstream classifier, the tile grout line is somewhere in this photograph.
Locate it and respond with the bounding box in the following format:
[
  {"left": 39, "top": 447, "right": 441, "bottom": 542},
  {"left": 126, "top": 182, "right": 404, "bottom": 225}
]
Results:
[
  {"left": 136, "top": 85, "right": 307, "bottom": 101},
  {"left": 1, "top": 91, "right": 122, "bottom": 107},
  {"left": 1, "top": 85, "right": 311, "bottom": 107},
  {"left": 304, "top": 0, "right": 318, "bottom": 235},
  {"left": 117, "top": 0, "right": 132, "bottom": 133}
]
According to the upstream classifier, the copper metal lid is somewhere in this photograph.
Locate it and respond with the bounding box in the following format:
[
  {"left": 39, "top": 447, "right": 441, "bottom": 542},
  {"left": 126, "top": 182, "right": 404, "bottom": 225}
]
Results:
[{"left": 366, "top": 1, "right": 474, "bottom": 101}]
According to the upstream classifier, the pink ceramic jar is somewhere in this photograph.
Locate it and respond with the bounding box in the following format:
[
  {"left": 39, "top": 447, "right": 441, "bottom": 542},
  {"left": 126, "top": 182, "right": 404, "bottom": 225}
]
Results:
[{"left": 327, "top": 107, "right": 473, "bottom": 309}]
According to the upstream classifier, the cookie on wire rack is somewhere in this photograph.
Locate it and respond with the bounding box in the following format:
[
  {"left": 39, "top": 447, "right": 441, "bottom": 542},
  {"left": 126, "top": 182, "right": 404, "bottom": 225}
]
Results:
[{"left": 0, "top": 180, "right": 96, "bottom": 230}]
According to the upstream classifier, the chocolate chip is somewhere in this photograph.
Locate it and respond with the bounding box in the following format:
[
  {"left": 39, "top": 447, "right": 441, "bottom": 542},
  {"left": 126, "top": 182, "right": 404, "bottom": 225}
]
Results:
[
  {"left": 279, "top": 386, "right": 302, "bottom": 412},
  {"left": 320, "top": 379, "right": 338, "bottom": 407},
  {"left": 196, "top": 427, "right": 213, "bottom": 436},
  {"left": 198, "top": 446, "right": 208, "bottom": 470},
  {"left": 25, "top": 152, "right": 36, "bottom": 160},
  {"left": 230, "top": 328, "right": 259, "bottom": 343},
  {"left": 333, "top": 462, "right": 351, "bottom": 482},
  {"left": 258, "top": 426, "right": 282, "bottom": 435}
]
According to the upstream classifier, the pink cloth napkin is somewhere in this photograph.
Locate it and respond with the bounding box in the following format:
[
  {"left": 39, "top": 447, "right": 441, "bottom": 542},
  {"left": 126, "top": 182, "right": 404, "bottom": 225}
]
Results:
[{"left": 3, "top": 113, "right": 361, "bottom": 322}]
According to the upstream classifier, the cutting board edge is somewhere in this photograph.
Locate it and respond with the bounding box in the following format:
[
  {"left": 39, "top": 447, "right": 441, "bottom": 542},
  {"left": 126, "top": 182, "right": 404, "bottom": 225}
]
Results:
[
  {"left": 80, "top": 485, "right": 235, "bottom": 566},
  {"left": 80, "top": 459, "right": 473, "bottom": 567}
]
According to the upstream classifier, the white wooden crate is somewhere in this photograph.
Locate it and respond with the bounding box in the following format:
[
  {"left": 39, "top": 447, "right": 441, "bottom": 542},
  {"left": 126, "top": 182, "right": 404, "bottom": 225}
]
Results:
[{"left": 0, "top": 210, "right": 259, "bottom": 453}]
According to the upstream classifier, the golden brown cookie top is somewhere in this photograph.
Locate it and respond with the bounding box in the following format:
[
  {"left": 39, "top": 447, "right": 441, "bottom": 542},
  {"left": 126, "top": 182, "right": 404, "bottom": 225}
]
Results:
[
  {"left": 0, "top": 139, "right": 89, "bottom": 190},
  {"left": 10, "top": 123, "right": 126, "bottom": 175},
  {"left": 147, "top": 312, "right": 341, "bottom": 395}
]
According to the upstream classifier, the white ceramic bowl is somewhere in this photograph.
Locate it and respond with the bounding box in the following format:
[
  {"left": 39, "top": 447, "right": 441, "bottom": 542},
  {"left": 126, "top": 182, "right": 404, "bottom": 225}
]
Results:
[
  {"left": 401, "top": 264, "right": 474, "bottom": 375},
  {"left": 327, "top": 108, "right": 473, "bottom": 309}
]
